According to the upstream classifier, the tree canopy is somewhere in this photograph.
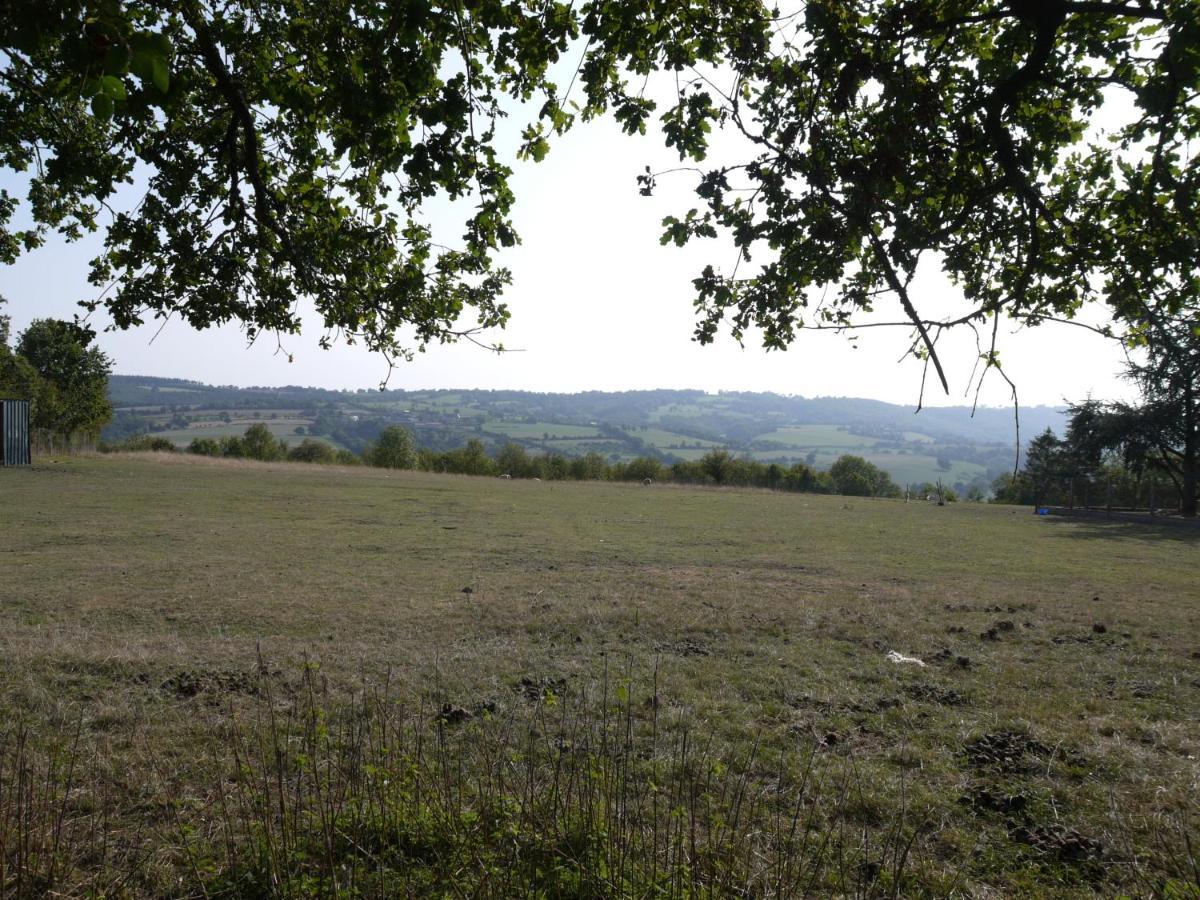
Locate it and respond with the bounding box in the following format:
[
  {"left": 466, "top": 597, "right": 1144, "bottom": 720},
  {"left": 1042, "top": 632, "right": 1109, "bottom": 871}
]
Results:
[
  {"left": 2, "top": 2, "right": 1197, "bottom": 384},
  {"left": 369, "top": 424, "right": 417, "bottom": 469},
  {"left": 1066, "top": 310, "right": 1199, "bottom": 514},
  {"left": 1, "top": 312, "right": 113, "bottom": 443},
  {"left": 1, "top": 0, "right": 764, "bottom": 363},
  {"left": 992, "top": 308, "right": 1198, "bottom": 516},
  {"left": 646, "top": 0, "right": 1199, "bottom": 398}
]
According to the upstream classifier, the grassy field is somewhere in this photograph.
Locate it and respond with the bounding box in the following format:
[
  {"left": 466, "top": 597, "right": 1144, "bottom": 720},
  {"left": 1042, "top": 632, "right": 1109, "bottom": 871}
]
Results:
[
  {"left": 754, "top": 425, "right": 882, "bottom": 450},
  {"left": 152, "top": 420, "right": 339, "bottom": 449},
  {"left": 624, "top": 427, "right": 722, "bottom": 448},
  {"left": 1, "top": 455, "right": 1197, "bottom": 896},
  {"left": 717, "top": 448, "right": 987, "bottom": 488},
  {"left": 485, "top": 422, "right": 604, "bottom": 439}
]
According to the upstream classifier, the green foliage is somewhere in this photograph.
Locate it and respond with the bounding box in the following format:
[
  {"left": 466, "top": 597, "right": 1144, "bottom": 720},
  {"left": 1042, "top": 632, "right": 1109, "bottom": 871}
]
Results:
[
  {"left": 219, "top": 435, "right": 246, "bottom": 458},
  {"left": 188, "top": 437, "right": 221, "bottom": 457},
  {"left": 495, "top": 441, "right": 532, "bottom": 478},
  {"left": 108, "top": 434, "right": 176, "bottom": 453},
  {"left": 700, "top": 448, "right": 733, "bottom": 484},
  {"left": 652, "top": 2, "right": 1200, "bottom": 389},
  {"left": 287, "top": 438, "right": 336, "bottom": 465},
  {"left": 568, "top": 452, "right": 607, "bottom": 481},
  {"left": 420, "top": 437, "right": 497, "bottom": 476},
  {"left": 616, "top": 456, "right": 663, "bottom": 482},
  {"left": 1066, "top": 313, "right": 1200, "bottom": 516},
  {"left": 368, "top": 425, "right": 416, "bottom": 469},
  {"left": 828, "top": 455, "right": 901, "bottom": 498},
  {"left": 4, "top": 2, "right": 1197, "bottom": 388},
  {"left": 782, "top": 461, "right": 826, "bottom": 493},
  {"left": 0, "top": 1, "right": 763, "bottom": 366},
  {"left": 991, "top": 429, "right": 1068, "bottom": 506},
  {"left": 12, "top": 319, "right": 112, "bottom": 442},
  {"left": 0, "top": 340, "right": 50, "bottom": 418},
  {"left": 240, "top": 422, "right": 286, "bottom": 462}
]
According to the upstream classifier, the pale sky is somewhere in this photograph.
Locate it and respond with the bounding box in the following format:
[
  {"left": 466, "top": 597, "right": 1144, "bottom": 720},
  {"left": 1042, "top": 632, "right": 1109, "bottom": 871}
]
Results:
[{"left": 0, "top": 89, "right": 1136, "bottom": 410}]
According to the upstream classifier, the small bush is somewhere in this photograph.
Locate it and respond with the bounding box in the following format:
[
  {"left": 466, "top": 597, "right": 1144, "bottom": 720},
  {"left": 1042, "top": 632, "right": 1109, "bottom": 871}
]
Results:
[
  {"left": 287, "top": 439, "right": 336, "bottom": 465},
  {"left": 367, "top": 425, "right": 417, "bottom": 469},
  {"left": 241, "top": 423, "right": 286, "bottom": 462},
  {"left": 220, "top": 435, "right": 246, "bottom": 458},
  {"left": 112, "top": 434, "right": 177, "bottom": 453},
  {"left": 188, "top": 437, "right": 222, "bottom": 456}
]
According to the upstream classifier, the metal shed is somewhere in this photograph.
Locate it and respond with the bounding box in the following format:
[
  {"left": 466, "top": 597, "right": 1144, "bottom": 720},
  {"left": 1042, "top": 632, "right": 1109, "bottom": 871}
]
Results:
[{"left": 1, "top": 399, "right": 31, "bottom": 466}]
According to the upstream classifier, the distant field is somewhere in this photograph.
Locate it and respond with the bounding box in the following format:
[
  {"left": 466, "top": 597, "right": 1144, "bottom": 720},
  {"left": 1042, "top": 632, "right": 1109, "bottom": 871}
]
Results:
[
  {"left": 654, "top": 440, "right": 988, "bottom": 488},
  {"left": 153, "top": 420, "right": 334, "bottom": 447},
  {"left": 2, "top": 456, "right": 1196, "bottom": 895},
  {"left": 539, "top": 438, "right": 623, "bottom": 453},
  {"left": 485, "top": 421, "right": 602, "bottom": 439},
  {"left": 660, "top": 446, "right": 711, "bottom": 461},
  {"left": 625, "top": 427, "right": 720, "bottom": 449},
  {"left": 866, "top": 453, "right": 987, "bottom": 487},
  {"left": 646, "top": 402, "right": 708, "bottom": 421},
  {"left": 754, "top": 424, "right": 879, "bottom": 449}
]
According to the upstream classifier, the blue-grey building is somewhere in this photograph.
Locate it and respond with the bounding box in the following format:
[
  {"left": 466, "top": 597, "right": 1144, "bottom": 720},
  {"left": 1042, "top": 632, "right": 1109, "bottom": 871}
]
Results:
[{"left": 1, "top": 399, "right": 31, "bottom": 466}]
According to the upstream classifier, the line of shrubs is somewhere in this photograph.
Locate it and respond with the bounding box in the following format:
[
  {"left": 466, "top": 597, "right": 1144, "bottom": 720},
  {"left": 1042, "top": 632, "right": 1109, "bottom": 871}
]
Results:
[
  {"left": 104, "top": 424, "right": 939, "bottom": 499},
  {"left": 104, "top": 425, "right": 361, "bottom": 465}
]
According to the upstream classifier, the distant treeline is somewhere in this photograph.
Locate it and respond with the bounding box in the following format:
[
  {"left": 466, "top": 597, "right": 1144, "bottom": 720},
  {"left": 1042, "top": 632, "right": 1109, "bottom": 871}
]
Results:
[{"left": 104, "top": 424, "right": 955, "bottom": 500}]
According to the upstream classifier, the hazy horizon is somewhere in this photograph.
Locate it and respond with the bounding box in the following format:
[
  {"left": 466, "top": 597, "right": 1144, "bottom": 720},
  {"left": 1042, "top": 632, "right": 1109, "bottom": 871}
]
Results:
[{"left": 109, "top": 371, "right": 1076, "bottom": 413}]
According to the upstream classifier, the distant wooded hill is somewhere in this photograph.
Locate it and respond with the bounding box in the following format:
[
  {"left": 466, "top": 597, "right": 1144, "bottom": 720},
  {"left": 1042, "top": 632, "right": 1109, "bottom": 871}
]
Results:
[{"left": 105, "top": 375, "right": 1067, "bottom": 494}]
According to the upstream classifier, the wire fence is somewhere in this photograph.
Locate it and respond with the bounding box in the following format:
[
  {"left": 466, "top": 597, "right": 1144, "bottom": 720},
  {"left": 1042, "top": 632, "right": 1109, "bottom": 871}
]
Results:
[{"left": 1035, "top": 475, "right": 1185, "bottom": 519}]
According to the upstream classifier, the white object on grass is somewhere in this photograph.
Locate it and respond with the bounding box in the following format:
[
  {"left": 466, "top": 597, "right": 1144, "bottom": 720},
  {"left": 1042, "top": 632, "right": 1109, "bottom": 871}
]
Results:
[{"left": 886, "top": 650, "right": 926, "bottom": 667}]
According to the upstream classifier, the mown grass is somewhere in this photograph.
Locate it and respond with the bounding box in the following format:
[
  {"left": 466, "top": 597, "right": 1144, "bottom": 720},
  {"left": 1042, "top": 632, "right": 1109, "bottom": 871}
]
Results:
[{"left": 1, "top": 453, "right": 1197, "bottom": 897}]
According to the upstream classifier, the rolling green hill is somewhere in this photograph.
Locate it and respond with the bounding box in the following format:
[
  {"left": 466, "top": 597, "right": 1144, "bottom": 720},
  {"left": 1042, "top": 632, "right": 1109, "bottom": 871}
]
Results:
[{"left": 105, "top": 376, "right": 1067, "bottom": 492}]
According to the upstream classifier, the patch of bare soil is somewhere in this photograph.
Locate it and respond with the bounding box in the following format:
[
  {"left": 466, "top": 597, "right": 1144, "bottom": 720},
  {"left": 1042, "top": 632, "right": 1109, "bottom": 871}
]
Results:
[
  {"left": 160, "top": 668, "right": 272, "bottom": 700},
  {"left": 653, "top": 638, "right": 711, "bottom": 657},
  {"left": 960, "top": 786, "right": 1029, "bottom": 815},
  {"left": 1008, "top": 821, "right": 1106, "bottom": 865},
  {"left": 516, "top": 675, "right": 566, "bottom": 701},
  {"left": 965, "top": 731, "right": 1054, "bottom": 774},
  {"left": 903, "top": 683, "right": 965, "bottom": 706}
]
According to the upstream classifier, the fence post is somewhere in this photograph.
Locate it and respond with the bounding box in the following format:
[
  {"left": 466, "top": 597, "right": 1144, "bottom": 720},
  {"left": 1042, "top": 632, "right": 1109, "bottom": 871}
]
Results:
[
  {"left": 1069, "top": 477, "right": 1074, "bottom": 509},
  {"left": 1106, "top": 476, "right": 1112, "bottom": 519},
  {"left": 1082, "top": 479, "right": 1089, "bottom": 510},
  {"left": 1149, "top": 481, "right": 1155, "bottom": 517}
]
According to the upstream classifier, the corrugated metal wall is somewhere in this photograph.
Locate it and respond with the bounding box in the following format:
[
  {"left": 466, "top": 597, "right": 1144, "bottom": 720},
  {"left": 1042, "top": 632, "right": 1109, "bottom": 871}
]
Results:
[{"left": 2, "top": 399, "right": 31, "bottom": 466}]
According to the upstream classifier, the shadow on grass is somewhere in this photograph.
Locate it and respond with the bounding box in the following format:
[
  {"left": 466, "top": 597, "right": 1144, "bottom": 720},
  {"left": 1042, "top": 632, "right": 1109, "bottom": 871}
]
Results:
[{"left": 1042, "top": 515, "right": 1200, "bottom": 544}]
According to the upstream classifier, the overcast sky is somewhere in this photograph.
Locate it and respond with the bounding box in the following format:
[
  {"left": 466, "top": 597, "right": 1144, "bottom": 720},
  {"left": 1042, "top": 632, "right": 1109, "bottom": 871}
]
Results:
[{"left": 0, "top": 92, "right": 1136, "bottom": 410}]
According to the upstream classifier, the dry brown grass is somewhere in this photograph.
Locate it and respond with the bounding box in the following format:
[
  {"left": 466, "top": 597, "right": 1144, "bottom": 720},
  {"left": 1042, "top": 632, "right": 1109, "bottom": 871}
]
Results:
[{"left": 1, "top": 454, "right": 1197, "bottom": 896}]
